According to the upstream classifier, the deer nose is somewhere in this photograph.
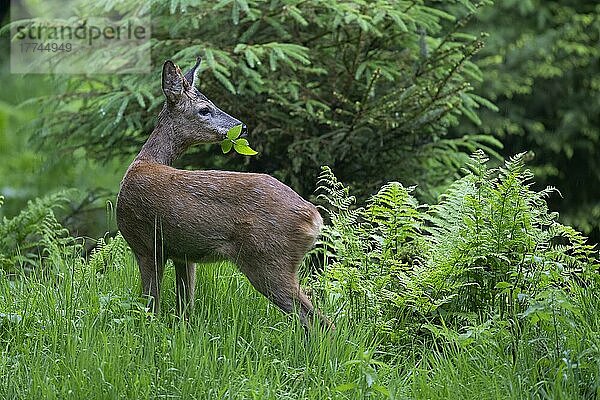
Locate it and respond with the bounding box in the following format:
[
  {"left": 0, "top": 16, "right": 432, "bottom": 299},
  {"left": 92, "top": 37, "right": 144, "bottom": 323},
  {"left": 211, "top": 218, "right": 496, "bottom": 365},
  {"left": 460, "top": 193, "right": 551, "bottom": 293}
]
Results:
[{"left": 240, "top": 124, "right": 248, "bottom": 137}]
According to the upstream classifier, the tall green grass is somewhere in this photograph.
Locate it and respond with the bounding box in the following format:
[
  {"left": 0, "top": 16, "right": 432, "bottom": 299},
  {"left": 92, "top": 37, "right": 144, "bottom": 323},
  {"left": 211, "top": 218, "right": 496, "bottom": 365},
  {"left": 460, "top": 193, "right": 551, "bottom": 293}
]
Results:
[
  {"left": 1, "top": 249, "right": 599, "bottom": 399},
  {"left": 0, "top": 253, "right": 386, "bottom": 399}
]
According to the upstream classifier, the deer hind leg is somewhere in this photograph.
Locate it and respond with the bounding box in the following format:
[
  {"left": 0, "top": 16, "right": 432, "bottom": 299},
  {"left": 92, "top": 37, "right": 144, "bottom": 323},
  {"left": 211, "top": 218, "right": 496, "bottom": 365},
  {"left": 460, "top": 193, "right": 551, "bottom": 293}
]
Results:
[
  {"left": 175, "top": 260, "right": 196, "bottom": 317},
  {"left": 136, "top": 254, "right": 165, "bottom": 314},
  {"left": 240, "top": 262, "right": 333, "bottom": 330}
]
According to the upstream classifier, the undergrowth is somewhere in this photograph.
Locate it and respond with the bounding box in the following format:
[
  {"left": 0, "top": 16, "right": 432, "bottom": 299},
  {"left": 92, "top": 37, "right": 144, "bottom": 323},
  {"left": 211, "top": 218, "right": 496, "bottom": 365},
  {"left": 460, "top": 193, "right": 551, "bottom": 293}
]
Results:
[
  {"left": 311, "top": 151, "right": 600, "bottom": 397},
  {"left": 315, "top": 151, "right": 598, "bottom": 339},
  {"left": 1, "top": 152, "right": 599, "bottom": 398},
  {"left": 0, "top": 190, "right": 80, "bottom": 275}
]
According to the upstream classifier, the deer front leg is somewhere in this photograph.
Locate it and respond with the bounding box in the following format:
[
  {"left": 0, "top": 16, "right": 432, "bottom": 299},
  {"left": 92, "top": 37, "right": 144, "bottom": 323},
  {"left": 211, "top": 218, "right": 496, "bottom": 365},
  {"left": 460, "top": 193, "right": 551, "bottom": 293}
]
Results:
[
  {"left": 137, "top": 254, "right": 165, "bottom": 314},
  {"left": 175, "top": 260, "right": 196, "bottom": 317}
]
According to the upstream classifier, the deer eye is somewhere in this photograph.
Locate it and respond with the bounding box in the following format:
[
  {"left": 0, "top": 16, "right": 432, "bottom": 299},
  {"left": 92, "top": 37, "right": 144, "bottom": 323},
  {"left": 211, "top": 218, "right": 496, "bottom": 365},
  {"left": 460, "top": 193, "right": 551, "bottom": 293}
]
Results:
[{"left": 198, "top": 107, "right": 211, "bottom": 116}]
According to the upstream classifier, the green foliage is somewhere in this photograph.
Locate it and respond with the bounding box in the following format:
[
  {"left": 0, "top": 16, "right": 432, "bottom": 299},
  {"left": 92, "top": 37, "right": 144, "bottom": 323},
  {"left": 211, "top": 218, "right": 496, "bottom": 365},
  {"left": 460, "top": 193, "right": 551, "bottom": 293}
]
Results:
[
  {"left": 0, "top": 190, "right": 80, "bottom": 274},
  {"left": 427, "top": 152, "right": 596, "bottom": 313},
  {"left": 316, "top": 167, "right": 426, "bottom": 336},
  {"left": 221, "top": 124, "right": 258, "bottom": 155},
  {"left": 334, "top": 349, "right": 390, "bottom": 397},
  {"left": 459, "top": 1, "right": 600, "bottom": 239},
  {"left": 0, "top": 67, "right": 124, "bottom": 241},
  {"left": 315, "top": 151, "right": 598, "bottom": 344},
  {"left": 88, "top": 232, "right": 129, "bottom": 274},
  {"left": 30, "top": 0, "right": 496, "bottom": 198}
]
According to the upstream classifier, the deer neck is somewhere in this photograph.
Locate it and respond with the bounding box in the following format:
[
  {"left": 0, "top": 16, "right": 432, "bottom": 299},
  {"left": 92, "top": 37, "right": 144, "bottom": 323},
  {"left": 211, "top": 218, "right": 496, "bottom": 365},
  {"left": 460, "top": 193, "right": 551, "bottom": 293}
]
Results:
[{"left": 135, "top": 115, "right": 187, "bottom": 166}]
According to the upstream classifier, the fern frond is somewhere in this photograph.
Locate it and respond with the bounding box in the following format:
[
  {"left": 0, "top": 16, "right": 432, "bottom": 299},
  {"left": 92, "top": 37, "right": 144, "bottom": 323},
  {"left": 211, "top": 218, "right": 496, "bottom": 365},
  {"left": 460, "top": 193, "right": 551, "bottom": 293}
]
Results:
[
  {"left": 89, "top": 232, "right": 129, "bottom": 273},
  {"left": 0, "top": 190, "right": 80, "bottom": 273}
]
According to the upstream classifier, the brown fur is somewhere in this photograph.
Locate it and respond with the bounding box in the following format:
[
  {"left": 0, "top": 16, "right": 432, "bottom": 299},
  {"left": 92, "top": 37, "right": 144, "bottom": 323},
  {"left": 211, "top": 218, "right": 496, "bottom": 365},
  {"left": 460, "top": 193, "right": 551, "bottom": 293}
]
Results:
[{"left": 116, "top": 58, "right": 331, "bottom": 329}]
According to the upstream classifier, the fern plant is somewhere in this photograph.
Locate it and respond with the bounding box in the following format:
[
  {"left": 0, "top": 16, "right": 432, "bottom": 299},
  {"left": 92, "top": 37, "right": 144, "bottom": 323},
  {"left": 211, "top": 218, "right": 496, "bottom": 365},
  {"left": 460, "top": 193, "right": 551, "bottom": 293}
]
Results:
[
  {"left": 0, "top": 190, "right": 80, "bottom": 275},
  {"left": 88, "top": 232, "right": 129, "bottom": 274},
  {"left": 315, "top": 152, "right": 599, "bottom": 344},
  {"left": 427, "top": 151, "right": 598, "bottom": 319},
  {"left": 315, "top": 167, "right": 426, "bottom": 337},
  {"left": 315, "top": 167, "right": 370, "bottom": 319}
]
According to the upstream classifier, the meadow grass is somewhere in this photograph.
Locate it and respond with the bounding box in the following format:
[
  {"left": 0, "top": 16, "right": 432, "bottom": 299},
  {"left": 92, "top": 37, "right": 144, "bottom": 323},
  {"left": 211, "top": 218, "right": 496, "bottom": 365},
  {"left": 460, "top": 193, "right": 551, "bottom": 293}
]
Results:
[{"left": 0, "top": 251, "right": 598, "bottom": 399}]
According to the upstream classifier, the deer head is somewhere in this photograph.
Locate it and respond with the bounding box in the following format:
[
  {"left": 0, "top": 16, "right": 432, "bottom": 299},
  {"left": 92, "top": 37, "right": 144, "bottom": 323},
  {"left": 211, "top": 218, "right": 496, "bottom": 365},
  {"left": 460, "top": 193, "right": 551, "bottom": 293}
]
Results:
[{"left": 159, "top": 57, "right": 247, "bottom": 146}]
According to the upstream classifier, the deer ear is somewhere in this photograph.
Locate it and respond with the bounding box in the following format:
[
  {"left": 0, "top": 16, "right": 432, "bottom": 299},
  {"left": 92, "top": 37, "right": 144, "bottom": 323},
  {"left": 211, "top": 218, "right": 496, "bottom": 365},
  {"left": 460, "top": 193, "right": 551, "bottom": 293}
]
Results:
[
  {"left": 162, "top": 60, "right": 184, "bottom": 103},
  {"left": 184, "top": 56, "right": 202, "bottom": 88}
]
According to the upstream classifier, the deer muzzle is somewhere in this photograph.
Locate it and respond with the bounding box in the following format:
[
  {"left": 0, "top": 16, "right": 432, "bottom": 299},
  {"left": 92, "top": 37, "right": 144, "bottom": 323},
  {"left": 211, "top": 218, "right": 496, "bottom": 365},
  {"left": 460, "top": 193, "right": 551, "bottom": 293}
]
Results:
[{"left": 240, "top": 124, "right": 248, "bottom": 138}]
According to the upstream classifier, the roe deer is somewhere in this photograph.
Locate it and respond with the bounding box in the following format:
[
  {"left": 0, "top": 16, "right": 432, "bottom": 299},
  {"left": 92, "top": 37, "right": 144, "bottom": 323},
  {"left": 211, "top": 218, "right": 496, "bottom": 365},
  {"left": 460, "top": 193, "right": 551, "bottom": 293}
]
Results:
[{"left": 116, "top": 57, "right": 331, "bottom": 329}]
